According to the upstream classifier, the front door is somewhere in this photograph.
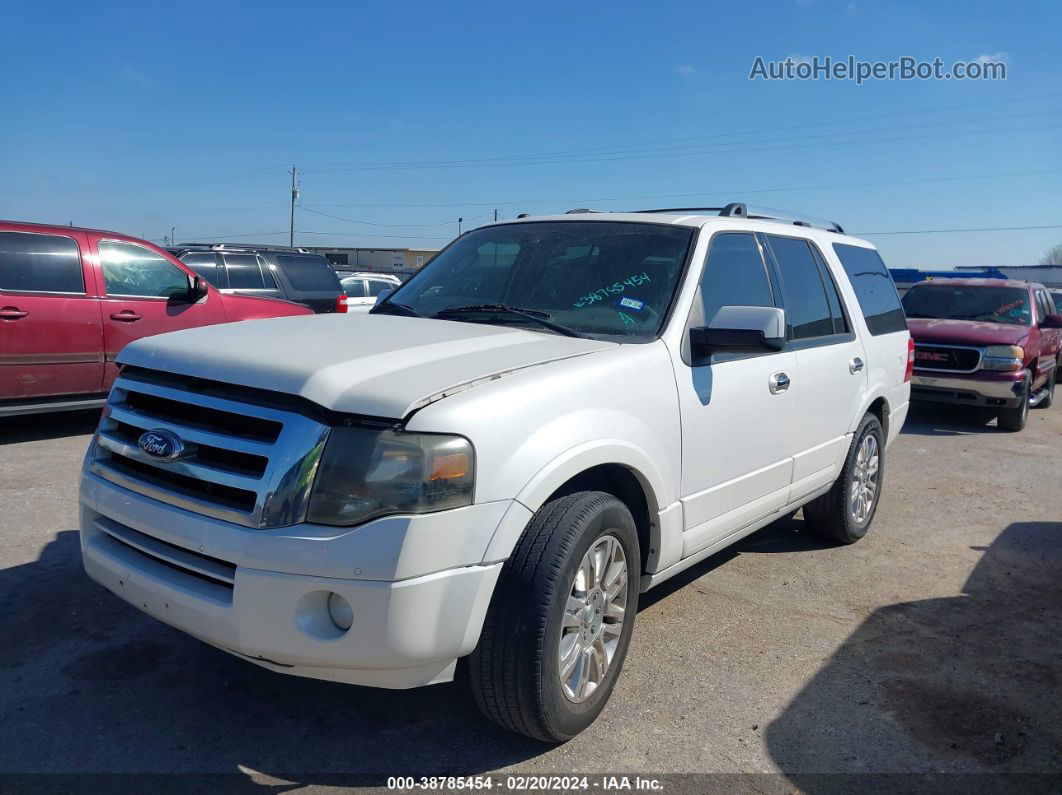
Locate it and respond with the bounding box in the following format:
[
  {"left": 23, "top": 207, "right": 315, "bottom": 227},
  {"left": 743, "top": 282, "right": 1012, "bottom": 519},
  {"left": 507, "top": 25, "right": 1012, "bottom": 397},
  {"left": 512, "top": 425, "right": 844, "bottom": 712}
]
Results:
[
  {"left": 0, "top": 229, "right": 104, "bottom": 400},
  {"left": 94, "top": 238, "right": 227, "bottom": 388},
  {"left": 672, "top": 232, "right": 799, "bottom": 558}
]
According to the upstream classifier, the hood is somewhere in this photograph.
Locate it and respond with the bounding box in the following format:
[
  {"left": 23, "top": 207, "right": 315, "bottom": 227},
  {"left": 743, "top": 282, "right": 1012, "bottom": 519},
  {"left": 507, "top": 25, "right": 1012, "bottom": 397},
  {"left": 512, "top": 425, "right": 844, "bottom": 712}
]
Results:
[
  {"left": 906, "top": 317, "right": 1030, "bottom": 347},
  {"left": 117, "top": 313, "right": 616, "bottom": 418}
]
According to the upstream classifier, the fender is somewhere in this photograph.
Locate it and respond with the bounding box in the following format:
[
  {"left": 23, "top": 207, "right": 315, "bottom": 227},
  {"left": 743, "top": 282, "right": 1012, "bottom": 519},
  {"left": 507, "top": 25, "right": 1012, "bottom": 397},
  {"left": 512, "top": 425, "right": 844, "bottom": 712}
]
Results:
[
  {"left": 849, "top": 386, "right": 890, "bottom": 434},
  {"left": 481, "top": 440, "right": 677, "bottom": 565}
]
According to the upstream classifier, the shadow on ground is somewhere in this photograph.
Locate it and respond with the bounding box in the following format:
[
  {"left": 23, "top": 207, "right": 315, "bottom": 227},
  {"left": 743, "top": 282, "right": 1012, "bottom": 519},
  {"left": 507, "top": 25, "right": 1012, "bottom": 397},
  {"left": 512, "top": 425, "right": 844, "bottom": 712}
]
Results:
[
  {"left": 0, "top": 531, "right": 549, "bottom": 782},
  {"left": 0, "top": 409, "right": 100, "bottom": 445},
  {"left": 766, "top": 521, "right": 1062, "bottom": 787},
  {"left": 900, "top": 402, "right": 1001, "bottom": 437}
]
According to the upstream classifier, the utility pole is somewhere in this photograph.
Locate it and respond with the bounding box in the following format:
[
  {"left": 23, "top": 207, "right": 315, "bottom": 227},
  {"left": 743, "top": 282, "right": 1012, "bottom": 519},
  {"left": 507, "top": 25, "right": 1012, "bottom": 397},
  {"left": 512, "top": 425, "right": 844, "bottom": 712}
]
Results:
[
  {"left": 494, "top": 209, "right": 498, "bottom": 222},
  {"left": 458, "top": 217, "right": 463, "bottom": 236},
  {"left": 289, "top": 166, "right": 298, "bottom": 247}
]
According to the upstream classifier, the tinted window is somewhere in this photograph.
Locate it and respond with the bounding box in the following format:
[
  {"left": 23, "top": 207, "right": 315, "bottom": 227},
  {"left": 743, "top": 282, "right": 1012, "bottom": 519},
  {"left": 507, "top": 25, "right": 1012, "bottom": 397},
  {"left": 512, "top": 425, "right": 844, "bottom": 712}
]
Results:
[
  {"left": 180, "top": 252, "right": 219, "bottom": 283},
  {"left": 767, "top": 235, "right": 833, "bottom": 340},
  {"left": 366, "top": 279, "right": 392, "bottom": 296},
  {"left": 223, "top": 253, "right": 268, "bottom": 289},
  {"left": 901, "top": 284, "right": 1032, "bottom": 326},
  {"left": 389, "top": 222, "right": 695, "bottom": 340},
  {"left": 276, "top": 255, "right": 341, "bottom": 292},
  {"left": 811, "top": 245, "right": 849, "bottom": 334},
  {"left": 99, "top": 241, "right": 189, "bottom": 298},
  {"left": 699, "top": 233, "right": 774, "bottom": 325},
  {"left": 341, "top": 278, "right": 366, "bottom": 297},
  {"left": 832, "top": 243, "right": 907, "bottom": 335},
  {"left": 0, "top": 232, "right": 84, "bottom": 293}
]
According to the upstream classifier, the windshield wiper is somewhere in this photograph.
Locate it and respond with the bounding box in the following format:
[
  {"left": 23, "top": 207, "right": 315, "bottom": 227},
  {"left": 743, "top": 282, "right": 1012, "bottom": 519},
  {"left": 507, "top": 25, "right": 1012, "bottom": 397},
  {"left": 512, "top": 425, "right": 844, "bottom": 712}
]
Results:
[
  {"left": 370, "top": 299, "right": 424, "bottom": 318},
  {"left": 433, "top": 304, "right": 582, "bottom": 338}
]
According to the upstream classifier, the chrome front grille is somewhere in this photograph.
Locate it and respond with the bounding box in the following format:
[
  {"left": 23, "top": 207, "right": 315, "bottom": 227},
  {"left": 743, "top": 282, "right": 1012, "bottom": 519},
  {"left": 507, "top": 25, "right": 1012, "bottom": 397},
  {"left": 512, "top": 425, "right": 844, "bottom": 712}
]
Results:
[
  {"left": 89, "top": 369, "right": 331, "bottom": 528},
  {"left": 912, "top": 343, "right": 984, "bottom": 373}
]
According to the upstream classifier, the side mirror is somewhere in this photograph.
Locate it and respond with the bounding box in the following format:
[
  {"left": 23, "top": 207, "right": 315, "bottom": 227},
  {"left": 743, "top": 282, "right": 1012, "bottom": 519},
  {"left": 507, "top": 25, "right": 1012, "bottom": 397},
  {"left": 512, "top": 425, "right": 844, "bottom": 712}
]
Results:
[
  {"left": 170, "top": 275, "right": 208, "bottom": 304},
  {"left": 1040, "top": 313, "right": 1062, "bottom": 329},
  {"left": 690, "top": 306, "right": 786, "bottom": 356},
  {"left": 374, "top": 288, "right": 394, "bottom": 306}
]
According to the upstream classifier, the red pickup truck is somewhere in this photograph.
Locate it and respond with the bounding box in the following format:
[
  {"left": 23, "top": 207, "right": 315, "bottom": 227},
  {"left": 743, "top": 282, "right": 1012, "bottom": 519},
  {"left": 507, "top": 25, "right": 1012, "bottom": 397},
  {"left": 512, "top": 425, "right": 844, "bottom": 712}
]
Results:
[
  {"left": 0, "top": 221, "right": 312, "bottom": 416},
  {"left": 902, "top": 278, "right": 1062, "bottom": 431}
]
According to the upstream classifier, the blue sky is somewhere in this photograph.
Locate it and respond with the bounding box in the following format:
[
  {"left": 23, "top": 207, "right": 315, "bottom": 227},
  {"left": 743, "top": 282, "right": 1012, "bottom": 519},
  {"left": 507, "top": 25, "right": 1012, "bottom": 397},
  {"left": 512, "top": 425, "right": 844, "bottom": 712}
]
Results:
[{"left": 2, "top": 0, "right": 1060, "bottom": 266}]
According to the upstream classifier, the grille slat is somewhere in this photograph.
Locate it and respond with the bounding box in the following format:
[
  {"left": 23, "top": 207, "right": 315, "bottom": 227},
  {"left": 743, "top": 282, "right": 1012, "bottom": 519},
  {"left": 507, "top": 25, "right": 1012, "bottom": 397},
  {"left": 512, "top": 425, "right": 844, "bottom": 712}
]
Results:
[
  {"left": 913, "top": 344, "right": 983, "bottom": 373},
  {"left": 95, "top": 515, "right": 236, "bottom": 587},
  {"left": 89, "top": 370, "right": 331, "bottom": 528}
]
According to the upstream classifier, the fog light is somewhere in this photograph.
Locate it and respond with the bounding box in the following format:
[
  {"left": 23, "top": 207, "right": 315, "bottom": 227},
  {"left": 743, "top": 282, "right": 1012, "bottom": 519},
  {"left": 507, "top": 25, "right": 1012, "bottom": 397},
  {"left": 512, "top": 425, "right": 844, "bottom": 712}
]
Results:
[{"left": 327, "top": 592, "right": 353, "bottom": 631}]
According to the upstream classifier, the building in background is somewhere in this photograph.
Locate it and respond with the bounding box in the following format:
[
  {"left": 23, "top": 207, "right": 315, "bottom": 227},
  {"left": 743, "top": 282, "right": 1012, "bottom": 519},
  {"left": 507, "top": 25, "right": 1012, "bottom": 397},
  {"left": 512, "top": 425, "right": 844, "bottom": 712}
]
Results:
[{"left": 305, "top": 247, "right": 439, "bottom": 278}]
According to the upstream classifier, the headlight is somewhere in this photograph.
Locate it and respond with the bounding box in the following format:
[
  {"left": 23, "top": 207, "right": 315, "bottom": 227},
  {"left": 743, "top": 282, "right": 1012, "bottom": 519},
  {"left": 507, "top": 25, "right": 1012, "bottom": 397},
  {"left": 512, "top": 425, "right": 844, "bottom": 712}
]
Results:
[
  {"left": 982, "top": 345, "right": 1025, "bottom": 371},
  {"left": 306, "top": 426, "right": 474, "bottom": 526}
]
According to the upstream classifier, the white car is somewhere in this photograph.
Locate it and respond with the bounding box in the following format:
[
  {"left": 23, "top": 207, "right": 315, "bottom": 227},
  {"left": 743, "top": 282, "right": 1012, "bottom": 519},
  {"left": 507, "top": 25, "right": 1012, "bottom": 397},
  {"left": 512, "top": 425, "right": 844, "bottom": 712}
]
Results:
[
  {"left": 340, "top": 274, "right": 399, "bottom": 309},
  {"left": 78, "top": 204, "right": 912, "bottom": 741}
]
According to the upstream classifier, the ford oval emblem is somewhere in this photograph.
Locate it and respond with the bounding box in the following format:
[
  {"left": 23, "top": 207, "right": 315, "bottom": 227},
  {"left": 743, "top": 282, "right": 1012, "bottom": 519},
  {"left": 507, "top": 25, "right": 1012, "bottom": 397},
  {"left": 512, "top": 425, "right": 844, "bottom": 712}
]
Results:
[{"left": 137, "top": 429, "right": 184, "bottom": 461}]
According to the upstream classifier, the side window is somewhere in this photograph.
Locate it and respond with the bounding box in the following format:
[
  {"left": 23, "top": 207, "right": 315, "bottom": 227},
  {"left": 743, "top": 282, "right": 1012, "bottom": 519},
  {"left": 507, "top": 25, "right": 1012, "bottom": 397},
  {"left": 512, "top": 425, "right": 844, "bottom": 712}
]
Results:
[
  {"left": 179, "top": 252, "right": 219, "bottom": 284},
  {"left": 342, "top": 279, "right": 366, "bottom": 297},
  {"left": 832, "top": 243, "right": 907, "bottom": 335},
  {"left": 366, "top": 279, "right": 391, "bottom": 297},
  {"left": 222, "top": 253, "right": 268, "bottom": 289},
  {"left": 810, "top": 245, "right": 849, "bottom": 335},
  {"left": 1035, "top": 290, "right": 1050, "bottom": 321},
  {"left": 766, "top": 235, "right": 833, "bottom": 340},
  {"left": 699, "top": 233, "right": 774, "bottom": 326},
  {"left": 99, "top": 240, "right": 190, "bottom": 298},
  {"left": 0, "top": 231, "right": 84, "bottom": 293}
]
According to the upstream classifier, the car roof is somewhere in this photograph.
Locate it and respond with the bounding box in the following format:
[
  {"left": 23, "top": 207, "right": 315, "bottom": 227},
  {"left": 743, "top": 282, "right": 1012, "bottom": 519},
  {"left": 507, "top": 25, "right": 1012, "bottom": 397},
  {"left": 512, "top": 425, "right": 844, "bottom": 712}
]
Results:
[
  {"left": 910, "top": 277, "right": 1042, "bottom": 290},
  {"left": 2, "top": 219, "right": 140, "bottom": 240},
  {"left": 476, "top": 209, "right": 872, "bottom": 247}
]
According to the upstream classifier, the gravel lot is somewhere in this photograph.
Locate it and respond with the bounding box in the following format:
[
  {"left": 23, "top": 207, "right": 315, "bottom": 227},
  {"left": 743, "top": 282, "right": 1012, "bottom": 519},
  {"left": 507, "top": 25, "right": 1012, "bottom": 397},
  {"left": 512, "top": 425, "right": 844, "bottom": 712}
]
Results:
[{"left": 1, "top": 401, "right": 1059, "bottom": 788}]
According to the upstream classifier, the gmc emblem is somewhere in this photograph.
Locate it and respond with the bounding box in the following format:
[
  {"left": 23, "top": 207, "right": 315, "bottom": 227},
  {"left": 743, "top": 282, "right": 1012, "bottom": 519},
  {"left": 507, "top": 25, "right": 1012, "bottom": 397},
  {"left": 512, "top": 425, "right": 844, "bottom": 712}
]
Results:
[{"left": 915, "top": 351, "right": 950, "bottom": 362}]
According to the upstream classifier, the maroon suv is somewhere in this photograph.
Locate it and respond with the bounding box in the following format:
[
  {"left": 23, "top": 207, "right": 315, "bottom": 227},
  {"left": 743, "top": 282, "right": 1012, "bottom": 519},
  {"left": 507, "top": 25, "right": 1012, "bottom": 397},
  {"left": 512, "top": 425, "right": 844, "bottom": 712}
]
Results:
[{"left": 902, "top": 278, "right": 1062, "bottom": 431}]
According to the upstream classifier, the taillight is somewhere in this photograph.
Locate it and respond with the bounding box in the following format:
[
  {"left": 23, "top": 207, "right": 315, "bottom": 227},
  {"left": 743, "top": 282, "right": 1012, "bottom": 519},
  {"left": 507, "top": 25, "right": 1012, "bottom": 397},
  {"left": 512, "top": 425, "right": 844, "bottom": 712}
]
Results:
[
  {"left": 904, "top": 336, "right": 915, "bottom": 382},
  {"left": 336, "top": 295, "right": 348, "bottom": 313}
]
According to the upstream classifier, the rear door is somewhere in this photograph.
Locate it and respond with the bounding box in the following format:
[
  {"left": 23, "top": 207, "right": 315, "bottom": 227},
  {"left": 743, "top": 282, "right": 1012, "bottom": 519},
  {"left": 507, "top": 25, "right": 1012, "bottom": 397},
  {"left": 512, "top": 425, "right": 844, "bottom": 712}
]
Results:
[
  {"left": 93, "top": 237, "right": 227, "bottom": 388},
  {"left": 0, "top": 229, "right": 104, "bottom": 400},
  {"left": 340, "top": 277, "right": 372, "bottom": 307},
  {"left": 762, "top": 233, "right": 867, "bottom": 500},
  {"left": 272, "top": 253, "right": 342, "bottom": 313}
]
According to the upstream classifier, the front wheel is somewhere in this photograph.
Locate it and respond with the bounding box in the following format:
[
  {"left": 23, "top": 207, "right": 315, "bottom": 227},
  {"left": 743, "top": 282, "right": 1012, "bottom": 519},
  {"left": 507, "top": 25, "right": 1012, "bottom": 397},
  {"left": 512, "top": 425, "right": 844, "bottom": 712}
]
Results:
[
  {"left": 803, "top": 413, "right": 885, "bottom": 545},
  {"left": 469, "top": 491, "right": 640, "bottom": 742},
  {"left": 998, "top": 375, "right": 1031, "bottom": 431}
]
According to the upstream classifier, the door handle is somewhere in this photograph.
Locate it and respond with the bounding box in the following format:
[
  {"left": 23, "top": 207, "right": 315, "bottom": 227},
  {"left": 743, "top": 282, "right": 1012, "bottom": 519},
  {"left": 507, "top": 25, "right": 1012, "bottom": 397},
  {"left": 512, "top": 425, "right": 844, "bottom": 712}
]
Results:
[
  {"left": 849, "top": 356, "right": 865, "bottom": 374},
  {"left": 110, "top": 311, "right": 143, "bottom": 322},
  {"left": 0, "top": 306, "right": 28, "bottom": 320},
  {"left": 769, "top": 371, "right": 791, "bottom": 394}
]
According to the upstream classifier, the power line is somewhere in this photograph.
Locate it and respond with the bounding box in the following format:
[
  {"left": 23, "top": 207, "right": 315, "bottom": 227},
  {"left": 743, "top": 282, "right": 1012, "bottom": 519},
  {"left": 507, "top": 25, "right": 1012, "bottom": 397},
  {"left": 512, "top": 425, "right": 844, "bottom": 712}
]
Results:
[
  {"left": 854, "top": 224, "right": 1062, "bottom": 236},
  {"left": 306, "top": 168, "right": 1062, "bottom": 210},
  {"left": 299, "top": 206, "right": 492, "bottom": 228},
  {"left": 298, "top": 92, "right": 1062, "bottom": 172}
]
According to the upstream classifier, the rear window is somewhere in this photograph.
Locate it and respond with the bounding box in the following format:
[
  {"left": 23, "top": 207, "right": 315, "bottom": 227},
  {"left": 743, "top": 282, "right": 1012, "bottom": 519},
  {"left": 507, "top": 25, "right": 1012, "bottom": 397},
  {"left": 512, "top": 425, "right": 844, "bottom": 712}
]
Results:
[
  {"left": 275, "top": 255, "right": 340, "bottom": 292},
  {"left": 832, "top": 244, "right": 907, "bottom": 335},
  {"left": 0, "top": 231, "right": 84, "bottom": 293}
]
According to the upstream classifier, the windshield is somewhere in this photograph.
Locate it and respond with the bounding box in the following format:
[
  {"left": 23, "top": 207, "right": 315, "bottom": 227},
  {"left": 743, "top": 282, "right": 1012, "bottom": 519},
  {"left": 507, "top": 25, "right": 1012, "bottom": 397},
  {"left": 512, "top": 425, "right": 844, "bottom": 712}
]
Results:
[
  {"left": 378, "top": 221, "right": 695, "bottom": 340},
  {"left": 901, "top": 284, "right": 1032, "bottom": 326}
]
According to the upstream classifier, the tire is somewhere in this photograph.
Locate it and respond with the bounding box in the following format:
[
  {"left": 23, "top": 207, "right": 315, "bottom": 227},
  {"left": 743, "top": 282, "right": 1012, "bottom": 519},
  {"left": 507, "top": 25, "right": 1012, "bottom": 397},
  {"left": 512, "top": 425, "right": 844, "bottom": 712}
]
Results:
[
  {"left": 1035, "top": 368, "right": 1055, "bottom": 410},
  {"left": 998, "top": 375, "right": 1030, "bottom": 431},
  {"left": 469, "top": 491, "right": 640, "bottom": 742},
  {"left": 803, "top": 413, "right": 885, "bottom": 545}
]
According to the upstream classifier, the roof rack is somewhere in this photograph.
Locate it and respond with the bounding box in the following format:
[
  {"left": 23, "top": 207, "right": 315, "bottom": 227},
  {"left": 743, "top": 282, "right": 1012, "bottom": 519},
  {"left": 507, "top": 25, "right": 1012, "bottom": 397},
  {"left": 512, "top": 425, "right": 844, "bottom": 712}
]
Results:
[
  {"left": 632, "top": 203, "right": 845, "bottom": 234},
  {"left": 172, "top": 242, "right": 313, "bottom": 253}
]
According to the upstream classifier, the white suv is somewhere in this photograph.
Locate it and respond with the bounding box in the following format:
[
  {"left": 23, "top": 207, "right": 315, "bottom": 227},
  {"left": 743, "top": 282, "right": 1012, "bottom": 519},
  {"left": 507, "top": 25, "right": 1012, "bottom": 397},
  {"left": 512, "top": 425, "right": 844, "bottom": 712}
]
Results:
[{"left": 78, "top": 204, "right": 912, "bottom": 741}]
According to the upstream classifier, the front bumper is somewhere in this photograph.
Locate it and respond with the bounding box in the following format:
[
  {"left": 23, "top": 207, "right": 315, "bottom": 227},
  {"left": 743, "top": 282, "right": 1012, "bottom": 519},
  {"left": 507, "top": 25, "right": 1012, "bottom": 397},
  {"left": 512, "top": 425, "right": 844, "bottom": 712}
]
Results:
[
  {"left": 79, "top": 471, "right": 509, "bottom": 688},
  {"left": 910, "top": 370, "right": 1027, "bottom": 409}
]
